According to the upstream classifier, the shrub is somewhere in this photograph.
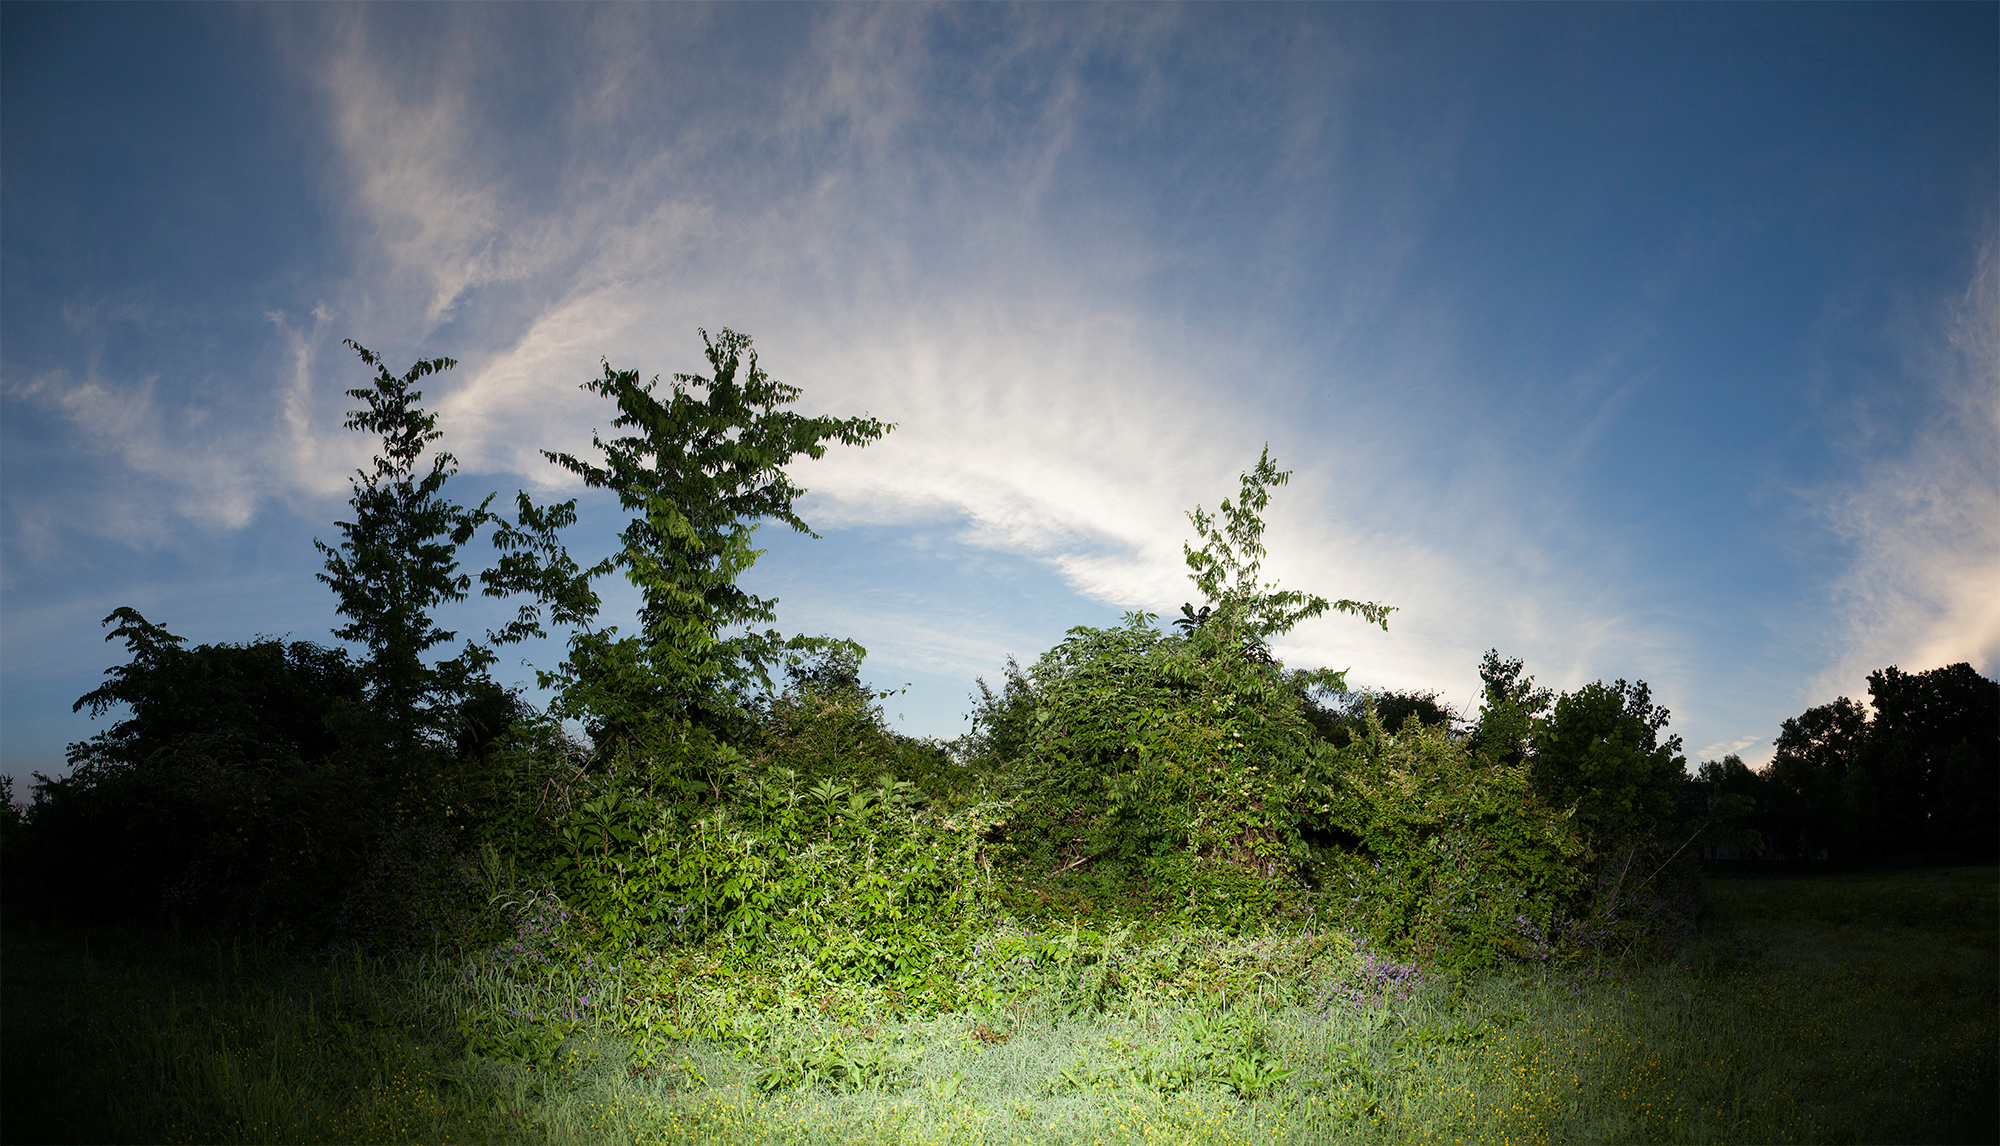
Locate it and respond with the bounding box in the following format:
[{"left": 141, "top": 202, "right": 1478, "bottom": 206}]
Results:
[
  {"left": 19, "top": 613, "right": 383, "bottom": 933},
  {"left": 503, "top": 663, "right": 1003, "bottom": 987},
  {"left": 1307, "top": 711, "right": 1588, "bottom": 969},
  {"left": 984, "top": 450, "right": 1391, "bottom": 929},
  {"left": 989, "top": 612, "right": 1330, "bottom": 928}
]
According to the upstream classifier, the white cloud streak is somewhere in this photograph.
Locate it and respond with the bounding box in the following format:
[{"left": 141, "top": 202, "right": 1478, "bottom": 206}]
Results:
[
  {"left": 1811, "top": 234, "right": 2000, "bottom": 700},
  {"left": 7, "top": 356, "right": 256, "bottom": 539}
]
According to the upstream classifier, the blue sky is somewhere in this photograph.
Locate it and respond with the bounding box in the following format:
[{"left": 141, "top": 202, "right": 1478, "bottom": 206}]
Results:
[{"left": 4, "top": 3, "right": 1995, "bottom": 784}]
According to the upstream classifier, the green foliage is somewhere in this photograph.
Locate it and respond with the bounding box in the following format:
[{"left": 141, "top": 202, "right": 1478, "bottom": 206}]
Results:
[
  {"left": 1463, "top": 655, "right": 1703, "bottom": 951},
  {"left": 992, "top": 451, "right": 1393, "bottom": 928},
  {"left": 315, "top": 341, "right": 495, "bottom": 737},
  {"left": 24, "top": 321, "right": 2000, "bottom": 1146},
  {"left": 0, "top": 774, "right": 20, "bottom": 852},
  {"left": 544, "top": 768, "right": 999, "bottom": 984},
  {"left": 1180, "top": 445, "right": 1392, "bottom": 655},
  {"left": 1054, "top": 1004, "right": 1295, "bottom": 1100},
  {"left": 481, "top": 659, "right": 999, "bottom": 986},
  {"left": 538, "top": 329, "right": 891, "bottom": 746},
  {"left": 1529, "top": 677, "right": 1687, "bottom": 855},
  {"left": 992, "top": 612, "right": 1311, "bottom": 926},
  {"left": 1466, "top": 650, "right": 1552, "bottom": 769},
  {"left": 1309, "top": 689, "right": 1459, "bottom": 748},
  {"left": 1363, "top": 690, "right": 1457, "bottom": 736},
  {"left": 755, "top": 649, "right": 968, "bottom": 805},
  {"left": 11, "top": 867, "right": 1994, "bottom": 1146},
  {"left": 754, "top": 1029, "right": 923, "bottom": 1094},
  {"left": 69, "top": 608, "right": 370, "bottom": 769},
  {"left": 1309, "top": 712, "right": 1588, "bottom": 969},
  {"left": 27, "top": 618, "right": 530, "bottom": 943},
  {"left": 958, "top": 657, "right": 1039, "bottom": 772},
  {"left": 477, "top": 492, "right": 609, "bottom": 650},
  {"left": 18, "top": 611, "right": 379, "bottom": 930},
  {"left": 25, "top": 376, "right": 460, "bottom": 934},
  {"left": 985, "top": 454, "right": 1623, "bottom": 951}
]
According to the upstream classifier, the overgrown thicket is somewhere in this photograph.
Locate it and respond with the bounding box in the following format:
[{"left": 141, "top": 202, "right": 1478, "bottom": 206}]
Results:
[{"left": 8, "top": 325, "right": 1985, "bottom": 995}]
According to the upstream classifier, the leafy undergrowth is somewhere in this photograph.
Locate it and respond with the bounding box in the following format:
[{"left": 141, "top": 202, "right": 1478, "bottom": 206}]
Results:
[{"left": 4, "top": 866, "right": 1994, "bottom": 1145}]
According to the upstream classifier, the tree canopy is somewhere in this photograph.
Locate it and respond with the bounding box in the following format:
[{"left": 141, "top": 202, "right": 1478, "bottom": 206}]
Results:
[
  {"left": 536, "top": 329, "right": 891, "bottom": 748},
  {"left": 314, "top": 341, "right": 490, "bottom": 737}
]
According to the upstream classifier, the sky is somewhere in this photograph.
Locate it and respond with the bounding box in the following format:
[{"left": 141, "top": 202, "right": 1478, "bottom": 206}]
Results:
[{"left": 3, "top": 3, "right": 1996, "bottom": 787}]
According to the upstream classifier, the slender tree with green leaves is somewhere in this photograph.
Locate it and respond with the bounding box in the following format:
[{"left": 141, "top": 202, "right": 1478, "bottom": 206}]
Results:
[
  {"left": 537, "top": 328, "right": 890, "bottom": 749},
  {"left": 1180, "top": 447, "right": 1392, "bottom": 674},
  {"left": 316, "top": 341, "right": 494, "bottom": 739}
]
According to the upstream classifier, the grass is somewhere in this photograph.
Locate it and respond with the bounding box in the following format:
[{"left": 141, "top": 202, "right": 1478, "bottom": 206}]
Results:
[
  {"left": 4, "top": 864, "right": 1994, "bottom": 1144},
  {"left": 0, "top": 928, "right": 502, "bottom": 1144}
]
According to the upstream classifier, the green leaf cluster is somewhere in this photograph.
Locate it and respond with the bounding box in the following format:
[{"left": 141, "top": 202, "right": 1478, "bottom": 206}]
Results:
[
  {"left": 990, "top": 611, "right": 1322, "bottom": 927},
  {"left": 477, "top": 663, "right": 999, "bottom": 988},
  {"left": 314, "top": 342, "right": 498, "bottom": 739},
  {"left": 1308, "top": 711, "right": 1588, "bottom": 969}
]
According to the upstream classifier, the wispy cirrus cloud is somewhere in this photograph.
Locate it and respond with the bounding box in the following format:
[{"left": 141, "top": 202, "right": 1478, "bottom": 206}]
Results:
[
  {"left": 288, "top": 3, "right": 1678, "bottom": 728},
  {"left": 1695, "top": 736, "right": 1764, "bottom": 764},
  {"left": 1811, "top": 234, "right": 2000, "bottom": 702},
  {"left": 6, "top": 311, "right": 259, "bottom": 541}
]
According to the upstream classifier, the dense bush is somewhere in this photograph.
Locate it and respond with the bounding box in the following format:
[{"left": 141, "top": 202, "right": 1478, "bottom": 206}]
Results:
[
  {"left": 976, "top": 451, "right": 1393, "bottom": 929},
  {"left": 11, "top": 612, "right": 378, "bottom": 930},
  {"left": 753, "top": 649, "right": 971, "bottom": 806},
  {"left": 965, "top": 457, "right": 1668, "bottom": 969},
  {"left": 457, "top": 653, "right": 1001, "bottom": 989},
  {"left": 1308, "top": 711, "right": 1589, "bottom": 969},
  {"left": 4, "top": 605, "right": 549, "bottom": 944},
  {"left": 987, "top": 611, "right": 1327, "bottom": 927}
]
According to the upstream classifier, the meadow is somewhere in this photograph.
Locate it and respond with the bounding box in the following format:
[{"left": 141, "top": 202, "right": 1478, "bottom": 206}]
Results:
[{"left": 4, "top": 863, "right": 1992, "bottom": 1146}]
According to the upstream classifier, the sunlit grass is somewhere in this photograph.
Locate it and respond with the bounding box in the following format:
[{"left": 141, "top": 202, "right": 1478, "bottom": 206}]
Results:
[{"left": 4, "top": 865, "right": 1993, "bottom": 1144}]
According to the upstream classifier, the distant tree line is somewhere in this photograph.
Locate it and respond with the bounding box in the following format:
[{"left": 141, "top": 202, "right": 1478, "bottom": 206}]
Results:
[{"left": 1694, "top": 663, "right": 1998, "bottom": 864}]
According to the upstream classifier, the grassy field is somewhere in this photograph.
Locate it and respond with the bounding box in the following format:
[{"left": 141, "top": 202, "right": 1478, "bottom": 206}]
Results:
[{"left": 4, "top": 865, "right": 1993, "bottom": 1145}]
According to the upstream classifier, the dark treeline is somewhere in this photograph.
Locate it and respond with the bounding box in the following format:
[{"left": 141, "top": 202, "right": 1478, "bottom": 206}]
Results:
[
  {"left": 1694, "top": 662, "right": 1998, "bottom": 865},
  {"left": 2, "top": 330, "right": 1993, "bottom": 983}
]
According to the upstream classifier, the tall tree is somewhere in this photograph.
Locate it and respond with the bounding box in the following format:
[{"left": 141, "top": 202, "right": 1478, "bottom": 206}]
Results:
[
  {"left": 1861, "top": 663, "right": 1998, "bottom": 857},
  {"left": 1760, "top": 664, "right": 1998, "bottom": 860},
  {"left": 1523, "top": 676, "right": 1687, "bottom": 920},
  {"left": 316, "top": 341, "right": 490, "bottom": 739},
  {"left": 538, "top": 329, "right": 890, "bottom": 748},
  {"left": 1765, "top": 696, "right": 1868, "bottom": 859},
  {"left": 1691, "top": 754, "right": 1765, "bottom": 860}
]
